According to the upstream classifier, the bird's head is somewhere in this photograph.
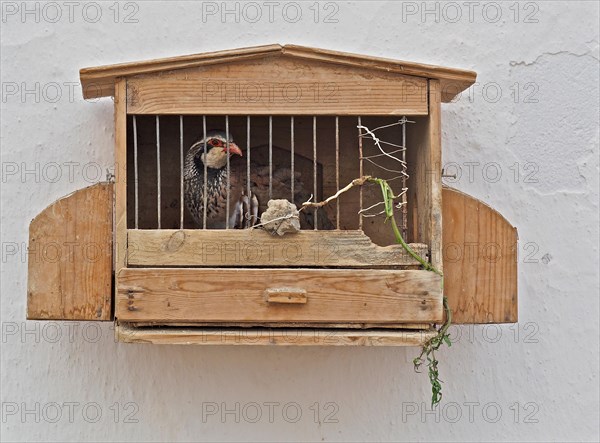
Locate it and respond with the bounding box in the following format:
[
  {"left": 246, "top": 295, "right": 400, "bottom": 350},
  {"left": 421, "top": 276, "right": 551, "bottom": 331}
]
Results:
[{"left": 192, "top": 130, "right": 243, "bottom": 169}]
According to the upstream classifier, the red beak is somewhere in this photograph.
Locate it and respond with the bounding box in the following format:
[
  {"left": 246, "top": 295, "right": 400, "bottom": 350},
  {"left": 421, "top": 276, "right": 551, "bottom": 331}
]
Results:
[{"left": 223, "top": 142, "right": 243, "bottom": 157}]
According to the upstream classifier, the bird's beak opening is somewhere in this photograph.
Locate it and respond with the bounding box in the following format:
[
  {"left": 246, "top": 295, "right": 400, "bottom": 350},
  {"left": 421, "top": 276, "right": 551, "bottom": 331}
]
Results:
[{"left": 223, "top": 143, "right": 243, "bottom": 157}]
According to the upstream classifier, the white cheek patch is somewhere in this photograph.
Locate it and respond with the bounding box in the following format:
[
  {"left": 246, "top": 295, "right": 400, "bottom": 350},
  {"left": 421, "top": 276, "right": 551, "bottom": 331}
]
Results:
[{"left": 202, "top": 148, "right": 228, "bottom": 169}]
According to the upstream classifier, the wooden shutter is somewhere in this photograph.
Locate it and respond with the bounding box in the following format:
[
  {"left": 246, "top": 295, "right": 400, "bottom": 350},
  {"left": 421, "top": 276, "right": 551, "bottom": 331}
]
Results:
[
  {"left": 27, "top": 183, "right": 113, "bottom": 320},
  {"left": 442, "top": 187, "right": 518, "bottom": 324}
]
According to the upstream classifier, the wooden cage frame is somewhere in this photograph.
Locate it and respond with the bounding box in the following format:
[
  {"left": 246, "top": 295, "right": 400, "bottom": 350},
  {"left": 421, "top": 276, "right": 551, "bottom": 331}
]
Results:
[{"left": 27, "top": 45, "right": 518, "bottom": 346}]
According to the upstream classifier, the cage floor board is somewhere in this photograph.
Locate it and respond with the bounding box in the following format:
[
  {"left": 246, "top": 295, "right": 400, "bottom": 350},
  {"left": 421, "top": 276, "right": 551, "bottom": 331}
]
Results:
[{"left": 116, "top": 323, "right": 437, "bottom": 346}]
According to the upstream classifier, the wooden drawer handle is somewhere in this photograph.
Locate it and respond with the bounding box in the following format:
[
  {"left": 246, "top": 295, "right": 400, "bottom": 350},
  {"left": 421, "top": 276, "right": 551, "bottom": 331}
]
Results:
[{"left": 264, "top": 288, "right": 308, "bottom": 304}]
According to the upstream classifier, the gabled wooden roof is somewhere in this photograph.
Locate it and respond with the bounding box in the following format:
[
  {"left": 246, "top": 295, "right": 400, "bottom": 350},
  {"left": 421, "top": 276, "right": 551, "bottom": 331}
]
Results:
[{"left": 80, "top": 44, "right": 476, "bottom": 102}]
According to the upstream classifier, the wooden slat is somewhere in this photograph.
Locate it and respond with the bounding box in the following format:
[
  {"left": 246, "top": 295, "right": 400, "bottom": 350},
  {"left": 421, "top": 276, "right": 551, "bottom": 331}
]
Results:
[
  {"left": 406, "top": 81, "right": 443, "bottom": 270},
  {"left": 27, "top": 183, "right": 113, "bottom": 320},
  {"left": 127, "top": 321, "right": 431, "bottom": 329},
  {"left": 80, "top": 44, "right": 476, "bottom": 102},
  {"left": 429, "top": 80, "right": 443, "bottom": 271},
  {"left": 114, "top": 79, "right": 127, "bottom": 274},
  {"left": 442, "top": 187, "right": 518, "bottom": 323},
  {"left": 116, "top": 268, "right": 443, "bottom": 324},
  {"left": 282, "top": 45, "right": 476, "bottom": 103},
  {"left": 116, "top": 324, "right": 438, "bottom": 346},
  {"left": 126, "top": 56, "right": 428, "bottom": 115},
  {"left": 127, "top": 229, "right": 428, "bottom": 268},
  {"left": 80, "top": 44, "right": 282, "bottom": 99}
]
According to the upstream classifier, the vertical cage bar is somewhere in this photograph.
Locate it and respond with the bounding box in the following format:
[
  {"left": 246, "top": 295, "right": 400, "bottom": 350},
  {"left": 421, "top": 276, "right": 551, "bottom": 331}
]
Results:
[
  {"left": 357, "top": 116, "right": 363, "bottom": 230},
  {"left": 268, "top": 116, "right": 273, "bottom": 199},
  {"left": 133, "top": 115, "right": 139, "bottom": 229},
  {"left": 335, "top": 116, "right": 340, "bottom": 230},
  {"left": 313, "top": 116, "right": 318, "bottom": 230},
  {"left": 226, "top": 115, "right": 230, "bottom": 229},
  {"left": 156, "top": 115, "right": 161, "bottom": 229},
  {"left": 290, "top": 116, "right": 295, "bottom": 201},
  {"left": 246, "top": 116, "right": 251, "bottom": 203},
  {"left": 401, "top": 118, "right": 408, "bottom": 239},
  {"left": 202, "top": 116, "right": 207, "bottom": 229},
  {"left": 179, "top": 115, "right": 184, "bottom": 229}
]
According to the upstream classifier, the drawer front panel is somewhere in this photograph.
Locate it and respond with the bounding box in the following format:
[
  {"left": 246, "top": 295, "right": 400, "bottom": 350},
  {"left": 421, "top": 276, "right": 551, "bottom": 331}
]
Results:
[{"left": 117, "top": 268, "right": 442, "bottom": 324}]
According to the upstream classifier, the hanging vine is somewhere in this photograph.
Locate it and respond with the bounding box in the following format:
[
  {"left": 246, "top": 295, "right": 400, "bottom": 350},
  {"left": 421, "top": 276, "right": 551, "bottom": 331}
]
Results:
[
  {"left": 366, "top": 176, "right": 451, "bottom": 408},
  {"left": 302, "top": 175, "right": 452, "bottom": 408}
]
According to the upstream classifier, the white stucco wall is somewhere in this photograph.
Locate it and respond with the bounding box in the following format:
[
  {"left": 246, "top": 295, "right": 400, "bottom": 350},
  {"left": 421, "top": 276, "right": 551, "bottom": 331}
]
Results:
[{"left": 1, "top": 1, "right": 599, "bottom": 441}]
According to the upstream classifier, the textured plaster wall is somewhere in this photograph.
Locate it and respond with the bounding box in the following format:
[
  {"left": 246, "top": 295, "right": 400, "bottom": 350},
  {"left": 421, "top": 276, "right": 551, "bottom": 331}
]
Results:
[{"left": 1, "top": 1, "right": 598, "bottom": 442}]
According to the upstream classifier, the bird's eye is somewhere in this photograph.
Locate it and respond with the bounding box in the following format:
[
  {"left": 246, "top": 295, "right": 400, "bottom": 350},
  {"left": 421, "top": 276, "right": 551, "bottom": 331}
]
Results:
[{"left": 210, "top": 139, "right": 221, "bottom": 147}]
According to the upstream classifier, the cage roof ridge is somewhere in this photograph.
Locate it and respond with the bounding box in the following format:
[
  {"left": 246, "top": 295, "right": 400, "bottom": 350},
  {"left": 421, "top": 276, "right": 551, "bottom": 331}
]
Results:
[{"left": 79, "top": 44, "right": 477, "bottom": 101}]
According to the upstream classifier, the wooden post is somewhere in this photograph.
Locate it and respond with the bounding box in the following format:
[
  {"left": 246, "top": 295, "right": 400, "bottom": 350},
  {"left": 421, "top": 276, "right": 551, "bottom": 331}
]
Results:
[
  {"left": 114, "top": 78, "right": 127, "bottom": 278},
  {"left": 428, "top": 79, "right": 443, "bottom": 271}
]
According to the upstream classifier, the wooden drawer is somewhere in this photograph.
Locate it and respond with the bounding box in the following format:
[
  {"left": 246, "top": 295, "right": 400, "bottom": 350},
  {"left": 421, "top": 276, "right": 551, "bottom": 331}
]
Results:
[{"left": 116, "top": 268, "right": 442, "bottom": 325}]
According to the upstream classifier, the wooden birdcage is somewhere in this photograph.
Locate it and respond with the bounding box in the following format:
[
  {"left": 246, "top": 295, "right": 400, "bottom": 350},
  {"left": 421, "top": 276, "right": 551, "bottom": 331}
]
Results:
[{"left": 27, "top": 45, "right": 518, "bottom": 346}]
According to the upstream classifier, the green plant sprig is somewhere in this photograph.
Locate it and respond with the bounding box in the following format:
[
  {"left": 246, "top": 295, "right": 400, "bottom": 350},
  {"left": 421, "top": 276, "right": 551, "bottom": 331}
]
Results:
[
  {"left": 368, "top": 177, "right": 452, "bottom": 408},
  {"left": 301, "top": 175, "right": 452, "bottom": 407}
]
